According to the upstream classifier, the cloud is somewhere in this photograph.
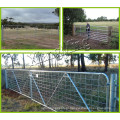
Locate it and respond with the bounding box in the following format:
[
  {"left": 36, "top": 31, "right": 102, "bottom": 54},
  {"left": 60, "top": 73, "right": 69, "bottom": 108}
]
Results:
[{"left": 1, "top": 8, "right": 59, "bottom": 23}]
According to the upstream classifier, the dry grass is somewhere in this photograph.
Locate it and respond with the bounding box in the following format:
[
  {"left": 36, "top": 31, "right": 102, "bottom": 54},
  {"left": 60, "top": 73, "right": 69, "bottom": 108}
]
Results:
[
  {"left": 2, "top": 89, "right": 51, "bottom": 112},
  {"left": 2, "top": 28, "right": 59, "bottom": 49}
]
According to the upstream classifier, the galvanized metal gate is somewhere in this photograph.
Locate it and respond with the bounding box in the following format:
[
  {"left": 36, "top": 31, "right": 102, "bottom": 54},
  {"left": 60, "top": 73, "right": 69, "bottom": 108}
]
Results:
[
  {"left": 3, "top": 69, "right": 118, "bottom": 112},
  {"left": 73, "top": 25, "right": 110, "bottom": 42}
]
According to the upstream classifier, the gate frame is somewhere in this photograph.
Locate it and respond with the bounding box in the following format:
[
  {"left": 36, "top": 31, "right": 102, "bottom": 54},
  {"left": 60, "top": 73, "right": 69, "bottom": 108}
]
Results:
[{"left": 4, "top": 69, "right": 118, "bottom": 112}]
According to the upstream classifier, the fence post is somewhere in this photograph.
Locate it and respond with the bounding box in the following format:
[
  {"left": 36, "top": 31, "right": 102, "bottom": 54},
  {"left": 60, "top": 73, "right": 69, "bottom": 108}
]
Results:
[
  {"left": 108, "top": 26, "right": 112, "bottom": 42},
  {"left": 5, "top": 69, "right": 8, "bottom": 89},
  {"left": 72, "top": 24, "right": 75, "bottom": 36},
  {"left": 109, "top": 73, "right": 117, "bottom": 112},
  {"left": 58, "top": 26, "right": 59, "bottom": 36},
  {"left": 80, "top": 25, "right": 81, "bottom": 35},
  {"left": 2, "top": 25, "right": 4, "bottom": 41},
  {"left": 29, "top": 72, "right": 33, "bottom": 99}
]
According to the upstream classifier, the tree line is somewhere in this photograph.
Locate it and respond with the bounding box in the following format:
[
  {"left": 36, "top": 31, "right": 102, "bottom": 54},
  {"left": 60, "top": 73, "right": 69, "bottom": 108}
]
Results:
[
  {"left": 63, "top": 8, "right": 119, "bottom": 35},
  {"left": 2, "top": 54, "right": 117, "bottom": 72}
]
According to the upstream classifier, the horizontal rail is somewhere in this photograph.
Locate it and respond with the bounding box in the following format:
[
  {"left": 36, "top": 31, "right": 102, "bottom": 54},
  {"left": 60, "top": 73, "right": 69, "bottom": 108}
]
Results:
[{"left": 6, "top": 69, "right": 110, "bottom": 84}]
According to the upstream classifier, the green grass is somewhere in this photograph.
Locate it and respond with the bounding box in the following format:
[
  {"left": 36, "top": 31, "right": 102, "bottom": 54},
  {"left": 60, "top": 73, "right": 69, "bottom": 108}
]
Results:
[{"left": 74, "top": 21, "right": 119, "bottom": 29}]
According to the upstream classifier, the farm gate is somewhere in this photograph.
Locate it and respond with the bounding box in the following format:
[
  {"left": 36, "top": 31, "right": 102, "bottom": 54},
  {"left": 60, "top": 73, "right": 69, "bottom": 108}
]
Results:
[
  {"left": 2, "top": 69, "right": 119, "bottom": 112},
  {"left": 73, "top": 25, "right": 112, "bottom": 42},
  {"left": 2, "top": 25, "right": 59, "bottom": 41}
]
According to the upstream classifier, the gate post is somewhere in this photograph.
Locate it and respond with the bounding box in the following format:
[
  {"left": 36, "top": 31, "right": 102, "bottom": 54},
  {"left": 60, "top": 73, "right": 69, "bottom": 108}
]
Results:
[
  {"left": 72, "top": 24, "right": 75, "bottom": 36},
  {"left": 109, "top": 73, "right": 117, "bottom": 112},
  {"left": 5, "top": 69, "right": 8, "bottom": 89},
  {"left": 58, "top": 26, "right": 59, "bottom": 36},
  {"left": 29, "top": 72, "right": 33, "bottom": 99},
  {"left": 108, "top": 26, "right": 112, "bottom": 42}
]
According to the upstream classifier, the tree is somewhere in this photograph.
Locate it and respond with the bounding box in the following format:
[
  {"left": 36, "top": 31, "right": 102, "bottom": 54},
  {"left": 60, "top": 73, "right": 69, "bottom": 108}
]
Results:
[
  {"left": 2, "top": 54, "right": 19, "bottom": 69},
  {"left": 65, "top": 54, "right": 78, "bottom": 68},
  {"left": 35, "top": 54, "right": 44, "bottom": 68},
  {"left": 116, "top": 17, "right": 119, "bottom": 21},
  {"left": 63, "top": 8, "right": 86, "bottom": 35},
  {"left": 88, "top": 54, "right": 117, "bottom": 72},
  {"left": 97, "top": 16, "right": 107, "bottom": 21},
  {"left": 48, "top": 54, "right": 51, "bottom": 69},
  {"left": 22, "top": 54, "right": 25, "bottom": 69},
  {"left": 81, "top": 54, "right": 86, "bottom": 72},
  {"left": 53, "top": 54, "right": 61, "bottom": 67},
  {"left": 104, "top": 54, "right": 108, "bottom": 72},
  {"left": 88, "top": 54, "right": 102, "bottom": 65},
  {"left": 52, "top": 8, "right": 59, "bottom": 17},
  {"left": 9, "top": 17, "right": 14, "bottom": 22},
  {"left": 77, "top": 54, "right": 80, "bottom": 72}
]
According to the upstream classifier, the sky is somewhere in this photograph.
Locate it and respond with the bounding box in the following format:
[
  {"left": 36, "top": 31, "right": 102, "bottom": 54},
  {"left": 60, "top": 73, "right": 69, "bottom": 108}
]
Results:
[
  {"left": 1, "top": 8, "right": 59, "bottom": 23},
  {"left": 83, "top": 8, "right": 119, "bottom": 19}
]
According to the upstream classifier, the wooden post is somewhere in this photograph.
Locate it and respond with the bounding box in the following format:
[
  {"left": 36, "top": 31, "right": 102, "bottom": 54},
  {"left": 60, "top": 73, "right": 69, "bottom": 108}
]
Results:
[
  {"left": 108, "top": 26, "right": 112, "bottom": 42},
  {"left": 72, "top": 24, "right": 75, "bottom": 36}
]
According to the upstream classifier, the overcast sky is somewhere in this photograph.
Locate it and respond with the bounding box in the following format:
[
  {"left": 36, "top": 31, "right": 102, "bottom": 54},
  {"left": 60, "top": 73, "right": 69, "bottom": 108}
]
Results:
[
  {"left": 1, "top": 8, "right": 59, "bottom": 23},
  {"left": 83, "top": 8, "right": 119, "bottom": 19}
]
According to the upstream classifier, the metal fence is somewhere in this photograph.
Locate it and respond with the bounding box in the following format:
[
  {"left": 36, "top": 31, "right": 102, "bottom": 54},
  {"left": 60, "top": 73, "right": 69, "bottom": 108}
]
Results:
[
  {"left": 2, "top": 69, "right": 119, "bottom": 112},
  {"left": 2, "top": 25, "right": 59, "bottom": 42},
  {"left": 64, "top": 25, "right": 119, "bottom": 49},
  {"left": 73, "top": 25, "right": 118, "bottom": 42}
]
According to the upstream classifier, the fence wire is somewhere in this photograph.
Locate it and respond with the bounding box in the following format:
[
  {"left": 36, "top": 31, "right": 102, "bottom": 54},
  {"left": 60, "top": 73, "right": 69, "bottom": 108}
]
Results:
[
  {"left": 5, "top": 69, "right": 110, "bottom": 112},
  {"left": 64, "top": 25, "right": 119, "bottom": 50}
]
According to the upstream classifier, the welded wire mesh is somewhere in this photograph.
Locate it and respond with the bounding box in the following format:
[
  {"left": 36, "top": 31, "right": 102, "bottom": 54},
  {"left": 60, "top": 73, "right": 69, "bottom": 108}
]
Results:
[
  {"left": 74, "top": 25, "right": 109, "bottom": 42},
  {"left": 5, "top": 69, "right": 110, "bottom": 112},
  {"left": 64, "top": 25, "right": 119, "bottom": 50}
]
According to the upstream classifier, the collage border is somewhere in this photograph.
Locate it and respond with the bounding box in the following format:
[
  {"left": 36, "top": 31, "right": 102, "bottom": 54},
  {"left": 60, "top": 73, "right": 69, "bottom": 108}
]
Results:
[{"left": 0, "top": 7, "right": 120, "bottom": 113}]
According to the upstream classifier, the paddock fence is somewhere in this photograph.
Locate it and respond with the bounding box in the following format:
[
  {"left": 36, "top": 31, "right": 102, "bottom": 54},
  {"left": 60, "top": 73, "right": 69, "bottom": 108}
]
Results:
[
  {"left": 73, "top": 25, "right": 118, "bottom": 42},
  {"left": 64, "top": 25, "right": 119, "bottom": 49},
  {"left": 2, "top": 69, "right": 119, "bottom": 112},
  {"left": 2, "top": 25, "right": 59, "bottom": 42}
]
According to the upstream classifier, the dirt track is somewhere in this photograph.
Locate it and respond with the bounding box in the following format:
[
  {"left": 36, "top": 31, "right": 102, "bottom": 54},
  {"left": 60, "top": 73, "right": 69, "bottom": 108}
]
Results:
[{"left": 64, "top": 35, "right": 112, "bottom": 50}]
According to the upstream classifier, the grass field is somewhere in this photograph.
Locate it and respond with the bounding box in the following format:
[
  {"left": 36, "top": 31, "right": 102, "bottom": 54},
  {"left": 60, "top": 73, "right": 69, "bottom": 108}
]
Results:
[
  {"left": 2, "top": 27, "right": 59, "bottom": 49},
  {"left": 74, "top": 21, "right": 119, "bottom": 29}
]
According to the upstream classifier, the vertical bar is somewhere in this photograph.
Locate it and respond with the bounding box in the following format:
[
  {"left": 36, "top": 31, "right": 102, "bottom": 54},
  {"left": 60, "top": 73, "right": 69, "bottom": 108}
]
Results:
[
  {"left": 58, "top": 26, "right": 59, "bottom": 36},
  {"left": 12, "top": 70, "right": 21, "bottom": 93},
  {"left": 109, "top": 74, "right": 117, "bottom": 112},
  {"left": 114, "top": 74, "right": 117, "bottom": 112},
  {"left": 5, "top": 69, "right": 8, "bottom": 89},
  {"left": 29, "top": 72, "right": 33, "bottom": 99},
  {"left": 106, "top": 81, "right": 110, "bottom": 112},
  {"left": 80, "top": 25, "right": 81, "bottom": 35},
  {"left": 30, "top": 72, "right": 45, "bottom": 105}
]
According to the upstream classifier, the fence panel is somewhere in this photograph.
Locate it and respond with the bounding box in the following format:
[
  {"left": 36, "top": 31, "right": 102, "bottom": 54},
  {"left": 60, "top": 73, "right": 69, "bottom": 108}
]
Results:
[
  {"left": 73, "top": 25, "right": 110, "bottom": 42},
  {"left": 4, "top": 69, "right": 111, "bottom": 112}
]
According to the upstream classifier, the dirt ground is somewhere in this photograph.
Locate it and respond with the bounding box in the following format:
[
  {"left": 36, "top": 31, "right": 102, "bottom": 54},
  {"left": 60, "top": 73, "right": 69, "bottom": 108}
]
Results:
[
  {"left": 1, "top": 89, "right": 52, "bottom": 112},
  {"left": 64, "top": 35, "right": 116, "bottom": 50}
]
